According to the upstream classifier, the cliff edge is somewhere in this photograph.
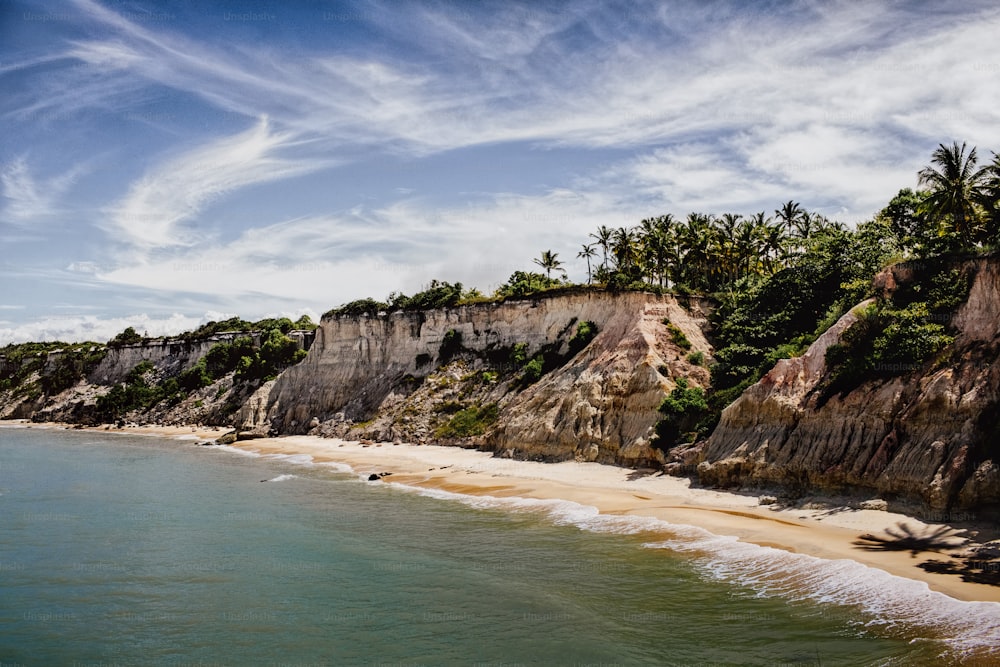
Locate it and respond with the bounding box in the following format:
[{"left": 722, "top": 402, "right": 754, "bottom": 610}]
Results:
[
  {"left": 247, "top": 291, "right": 712, "bottom": 466},
  {"left": 698, "top": 258, "right": 1000, "bottom": 513}
]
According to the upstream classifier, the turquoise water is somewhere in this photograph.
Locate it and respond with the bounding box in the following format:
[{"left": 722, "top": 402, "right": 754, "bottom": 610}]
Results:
[{"left": 0, "top": 426, "right": 996, "bottom": 666}]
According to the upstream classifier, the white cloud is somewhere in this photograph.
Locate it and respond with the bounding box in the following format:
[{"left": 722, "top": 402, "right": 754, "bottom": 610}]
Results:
[
  {"left": 105, "top": 117, "right": 335, "bottom": 249},
  {"left": 90, "top": 187, "right": 636, "bottom": 311},
  {"left": 0, "top": 312, "right": 204, "bottom": 345},
  {"left": 1, "top": 157, "right": 88, "bottom": 227},
  {"left": 6, "top": 0, "right": 1000, "bottom": 340},
  {"left": 56, "top": 0, "right": 1000, "bottom": 211}
]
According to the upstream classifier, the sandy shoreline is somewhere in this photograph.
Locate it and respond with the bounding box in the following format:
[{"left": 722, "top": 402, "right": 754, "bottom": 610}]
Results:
[{"left": 4, "top": 419, "right": 999, "bottom": 605}]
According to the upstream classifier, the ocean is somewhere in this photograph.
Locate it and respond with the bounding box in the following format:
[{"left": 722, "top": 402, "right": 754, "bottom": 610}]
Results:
[{"left": 0, "top": 426, "right": 996, "bottom": 666}]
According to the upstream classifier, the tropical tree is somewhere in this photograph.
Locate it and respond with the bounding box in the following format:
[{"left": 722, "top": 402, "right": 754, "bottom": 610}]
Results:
[
  {"left": 577, "top": 243, "right": 597, "bottom": 284},
  {"left": 981, "top": 152, "right": 1000, "bottom": 245},
  {"left": 611, "top": 226, "right": 640, "bottom": 278},
  {"left": 533, "top": 250, "right": 566, "bottom": 280},
  {"left": 917, "top": 141, "right": 990, "bottom": 245},
  {"left": 775, "top": 200, "right": 807, "bottom": 237},
  {"left": 589, "top": 226, "right": 614, "bottom": 272}
]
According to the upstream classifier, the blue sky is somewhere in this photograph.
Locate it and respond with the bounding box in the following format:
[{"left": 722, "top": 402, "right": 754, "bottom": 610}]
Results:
[{"left": 2, "top": 0, "right": 1000, "bottom": 343}]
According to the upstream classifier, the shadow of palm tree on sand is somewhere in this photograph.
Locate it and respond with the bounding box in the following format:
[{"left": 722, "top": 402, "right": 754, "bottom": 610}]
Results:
[
  {"left": 852, "top": 522, "right": 968, "bottom": 557},
  {"left": 853, "top": 522, "right": 1000, "bottom": 587}
]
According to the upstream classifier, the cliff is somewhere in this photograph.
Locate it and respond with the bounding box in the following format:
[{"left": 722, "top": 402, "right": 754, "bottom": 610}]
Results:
[
  {"left": 697, "top": 258, "right": 1000, "bottom": 513},
  {"left": 246, "top": 291, "right": 713, "bottom": 466},
  {"left": 0, "top": 330, "right": 313, "bottom": 425}
]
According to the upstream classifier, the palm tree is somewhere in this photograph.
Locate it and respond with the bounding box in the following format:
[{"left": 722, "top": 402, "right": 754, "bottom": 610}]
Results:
[
  {"left": 918, "top": 141, "right": 990, "bottom": 244},
  {"left": 733, "top": 219, "right": 762, "bottom": 280},
  {"left": 611, "top": 226, "right": 639, "bottom": 276},
  {"left": 533, "top": 250, "right": 565, "bottom": 280},
  {"left": 589, "top": 226, "right": 614, "bottom": 271},
  {"left": 677, "top": 213, "right": 714, "bottom": 290},
  {"left": 774, "top": 200, "right": 806, "bottom": 237},
  {"left": 793, "top": 212, "right": 819, "bottom": 239},
  {"left": 980, "top": 152, "right": 1000, "bottom": 245},
  {"left": 577, "top": 243, "right": 597, "bottom": 284},
  {"left": 761, "top": 222, "right": 788, "bottom": 273},
  {"left": 719, "top": 213, "right": 742, "bottom": 238}
]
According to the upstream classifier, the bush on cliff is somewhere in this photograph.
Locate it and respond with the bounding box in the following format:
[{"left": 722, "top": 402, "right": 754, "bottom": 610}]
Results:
[
  {"left": 1, "top": 342, "right": 105, "bottom": 397},
  {"left": 38, "top": 347, "right": 107, "bottom": 395},
  {"left": 325, "top": 298, "right": 388, "bottom": 318},
  {"left": 653, "top": 378, "right": 711, "bottom": 449},
  {"left": 433, "top": 403, "right": 499, "bottom": 438},
  {"left": 95, "top": 361, "right": 167, "bottom": 421},
  {"left": 819, "top": 261, "right": 971, "bottom": 401},
  {"left": 234, "top": 328, "right": 307, "bottom": 383},
  {"left": 567, "top": 321, "right": 598, "bottom": 357},
  {"left": 438, "top": 329, "right": 463, "bottom": 363},
  {"left": 391, "top": 280, "right": 465, "bottom": 310},
  {"left": 493, "top": 271, "right": 564, "bottom": 299},
  {"left": 108, "top": 326, "right": 145, "bottom": 347}
]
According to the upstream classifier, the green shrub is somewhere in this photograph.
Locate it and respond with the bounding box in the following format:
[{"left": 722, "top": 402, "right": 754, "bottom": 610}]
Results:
[
  {"left": 518, "top": 356, "right": 544, "bottom": 386},
  {"left": 567, "top": 321, "right": 598, "bottom": 356},
  {"left": 926, "top": 267, "right": 973, "bottom": 314},
  {"left": 433, "top": 404, "right": 499, "bottom": 438},
  {"left": 324, "top": 298, "right": 388, "bottom": 319},
  {"left": 686, "top": 351, "right": 705, "bottom": 366},
  {"left": 820, "top": 297, "right": 955, "bottom": 402},
  {"left": 508, "top": 342, "right": 529, "bottom": 368},
  {"left": 292, "top": 314, "right": 318, "bottom": 330},
  {"left": 653, "top": 378, "right": 710, "bottom": 449},
  {"left": 391, "top": 280, "right": 465, "bottom": 311},
  {"left": 108, "top": 326, "right": 144, "bottom": 347},
  {"left": 870, "top": 303, "right": 952, "bottom": 376},
  {"left": 178, "top": 360, "right": 212, "bottom": 392},
  {"left": 439, "top": 329, "right": 463, "bottom": 362},
  {"left": 95, "top": 361, "right": 161, "bottom": 421},
  {"left": 663, "top": 320, "right": 692, "bottom": 350},
  {"left": 493, "top": 271, "right": 564, "bottom": 299},
  {"left": 38, "top": 345, "right": 107, "bottom": 395}
]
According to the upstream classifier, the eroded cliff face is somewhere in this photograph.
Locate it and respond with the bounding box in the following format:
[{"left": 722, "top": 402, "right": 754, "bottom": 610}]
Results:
[
  {"left": 253, "top": 291, "right": 712, "bottom": 466},
  {"left": 88, "top": 339, "right": 221, "bottom": 385},
  {"left": 0, "top": 331, "right": 311, "bottom": 426},
  {"left": 698, "top": 258, "right": 1000, "bottom": 513}
]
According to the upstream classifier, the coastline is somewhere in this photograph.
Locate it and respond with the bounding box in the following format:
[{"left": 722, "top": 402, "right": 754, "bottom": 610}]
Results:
[{"left": 4, "top": 419, "right": 999, "bottom": 606}]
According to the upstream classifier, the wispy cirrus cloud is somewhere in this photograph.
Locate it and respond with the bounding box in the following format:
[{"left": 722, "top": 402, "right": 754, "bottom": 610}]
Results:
[
  {"left": 105, "top": 116, "right": 337, "bottom": 249},
  {"left": 0, "top": 157, "right": 90, "bottom": 227},
  {"left": 5, "top": 0, "right": 1000, "bottom": 343},
  {"left": 94, "top": 186, "right": 636, "bottom": 311},
  {"left": 62, "top": 0, "right": 1000, "bottom": 202}
]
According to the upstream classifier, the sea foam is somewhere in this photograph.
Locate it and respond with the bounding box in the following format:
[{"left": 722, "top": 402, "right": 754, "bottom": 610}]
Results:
[
  {"left": 391, "top": 482, "right": 1000, "bottom": 661},
  {"left": 207, "top": 443, "right": 999, "bottom": 660}
]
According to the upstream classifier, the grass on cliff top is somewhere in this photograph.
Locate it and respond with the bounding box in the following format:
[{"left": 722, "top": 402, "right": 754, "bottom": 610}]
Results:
[{"left": 321, "top": 273, "right": 680, "bottom": 320}]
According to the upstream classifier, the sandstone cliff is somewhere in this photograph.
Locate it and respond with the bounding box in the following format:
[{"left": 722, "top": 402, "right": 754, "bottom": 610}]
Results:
[
  {"left": 697, "top": 258, "right": 1000, "bottom": 513},
  {"left": 250, "top": 291, "right": 712, "bottom": 466},
  {"left": 0, "top": 331, "right": 312, "bottom": 425}
]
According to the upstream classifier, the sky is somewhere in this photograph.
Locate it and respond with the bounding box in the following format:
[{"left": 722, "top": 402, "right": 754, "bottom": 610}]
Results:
[{"left": 2, "top": 0, "right": 1000, "bottom": 344}]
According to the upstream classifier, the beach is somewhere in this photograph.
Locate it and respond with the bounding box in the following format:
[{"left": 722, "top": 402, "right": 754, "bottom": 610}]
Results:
[
  {"left": 229, "top": 434, "right": 1000, "bottom": 605},
  {"left": 5, "top": 420, "right": 999, "bottom": 605}
]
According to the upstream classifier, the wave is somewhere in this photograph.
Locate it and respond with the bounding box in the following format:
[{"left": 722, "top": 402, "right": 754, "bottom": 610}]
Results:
[
  {"left": 212, "top": 445, "right": 263, "bottom": 458},
  {"left": 206, "top": 441, "right": 999, "bottom": 660},
  {"left": 390, "top": 483, "right": 1000, "bottom": 661},
  {"left": 263, "top": 474, "right": 297, "bottom": 483}
]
